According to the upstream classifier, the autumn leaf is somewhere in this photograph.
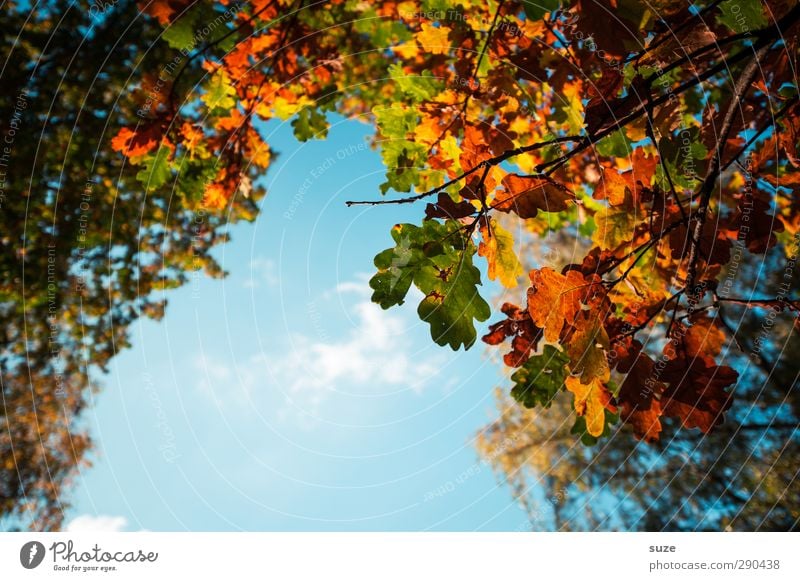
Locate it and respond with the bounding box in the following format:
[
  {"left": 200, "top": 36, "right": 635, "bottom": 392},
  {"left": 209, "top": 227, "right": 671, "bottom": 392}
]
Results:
[
  {"left": 110, "top": 124, "right": 163, "bottom": 158},
  {"left": 482, "top": 302, "right": 544, "bottom": 367},
  {"left": 137, "top": 0, "right": 193, "bottom": 25},
  {"left": 616, "top": 345, "right": 665, "bottom": 443},
  {"left": 425, "top": 192, "right": 476, "bottom": 220},
  {"left": 593, "top": 168, "right": 633, "bottom": 206},
  {"left": 565, "top": 375, "right": 614, "bottom": 438},
  {"left": 661, "top": 357, "right": 737, "bottom": 433},
  {"left": 478, "top": 218, "right": 524, "bottom": 288},
  {"left": 683, "top": 315, "right": 726, "bottom": 364},
  {"left": 416, "top": 23, "right": 451, "bottom": 55},
  {"left": 564, "top": 310, "right": 611, "bottom": 385},
  {"left": 526, "top": 267, "right": 587, "bottom": 343},
  {"left": 202, "top": 182, "right": 230, "bottom": 210},
  {"left": 494, "top": 174, "right": 575, "bottom": 219}
]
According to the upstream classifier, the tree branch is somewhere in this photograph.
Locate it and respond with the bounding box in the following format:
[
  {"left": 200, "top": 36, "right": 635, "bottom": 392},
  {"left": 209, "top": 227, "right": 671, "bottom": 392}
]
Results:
[
  {"left": 345, "top": 136, "right": 580, "bottom": 206},
  {"left": 683, "top": 43, "right": 771, "bottom": 298}
]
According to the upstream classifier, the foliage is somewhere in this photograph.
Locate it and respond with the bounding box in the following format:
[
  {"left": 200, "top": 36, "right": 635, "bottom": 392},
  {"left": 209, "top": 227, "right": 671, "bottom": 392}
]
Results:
[
  {"left": 115, "top": 0, "right": 800, "bottom": 447},
  {"left": 3, "top": 0, "right": 800, "bottom": 528}
]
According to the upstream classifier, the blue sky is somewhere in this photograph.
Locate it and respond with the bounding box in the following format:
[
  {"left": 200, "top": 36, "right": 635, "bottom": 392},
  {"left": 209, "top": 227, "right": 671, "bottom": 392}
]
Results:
[{"left": 64, "top": 115, "right": 530, "bottom": 531}]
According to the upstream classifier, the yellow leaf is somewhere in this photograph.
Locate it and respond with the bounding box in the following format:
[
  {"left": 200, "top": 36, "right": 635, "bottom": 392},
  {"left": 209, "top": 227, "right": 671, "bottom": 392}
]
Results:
[
  {"left": 438, "top": 134, "right": 463, "bottom": 172},
  {"left": 513, "top": 152, "right": 537, "bottom": 174},
  {"left": 478, "top": 218, "right": 524, "bottom": 288},
  {"left": 592, "top": 205, "right": 638, "bottom": 251},
  {"left": 272, "top": 96, "right": 301, "bottom": 120},
  {"left": 565, "top": 375, "right": 612, "bottom": 437},
  {"left": 509, "top": 115, "right": 531, "bottom": 136},
  {"left": 414, "top": 116, "right": 441, "bottom": 145},
  {"left": 392, "top": 40, "right": 419, "bottom": 60},
  {"left": 201, "top": 70, "right": 237, "bottom": 111},
  {"left": 561, "top": 81, "right": 584, "bottom": 135},
  {"left": 565, "top": 311, "right": 610, "bottom": 384},
  {"left": 416, "top": 23, "right": 450, "bottom": 55}
]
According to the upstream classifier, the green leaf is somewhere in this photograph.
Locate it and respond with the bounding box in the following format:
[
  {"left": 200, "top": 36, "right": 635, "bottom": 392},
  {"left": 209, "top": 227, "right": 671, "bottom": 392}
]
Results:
[
  {"left": 595, "top": 129, "right": 632, "bottom": 158},
  {"left": 389, "top": 64, "right": 443, "bottom": 102},
  {"left": 374, "top": 104, "right": 417, "bottom": 139},
  {"left": 717, "top": 0, "right": 767, "bottom": 33},
  {"left": 175, "top": 160, "right": 217, "bottom": 202},
  {"left": 374, "top": 105, "right": 426, "bottom": 187},
  {"left": 571, "top": 408, "right": 619, "bottom": 446},
  {"left": 135, "top": 145, "right": 171, "bottom": 189},
  {"left": 522, "top": 0, "right": 560, "bottom": 22},
  {"left": 370, "top": 220, "right": 490, "bottom": 350},
  {"left": 415, "top": 252, "right": 490, "bottom": 350},
  {"left": 162, "top": 10, "right": 199, "bottom": 50},
  {"left": 201, "top": 70, "right": 237, "bottom": 111},
  {"left": 378, "top": 140, "right": 426, "bottom": 194},
  {"left": 292, "top": 107, "right": 329, "bottom": 141},
  {"left": 510, "top": 345, "right": 570, "bottom": 408},
  {"left": 370, "top": 230, "right": 426, "bottom": 309}
]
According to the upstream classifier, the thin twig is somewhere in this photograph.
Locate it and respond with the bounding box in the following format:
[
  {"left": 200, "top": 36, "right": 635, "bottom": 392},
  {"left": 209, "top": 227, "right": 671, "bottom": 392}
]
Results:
[{"left": 345, "top": 136, "right": 579, "bottom": 206}]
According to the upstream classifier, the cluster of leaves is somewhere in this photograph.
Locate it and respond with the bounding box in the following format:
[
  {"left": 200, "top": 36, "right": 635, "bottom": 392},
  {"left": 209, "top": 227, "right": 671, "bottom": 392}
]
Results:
[
  {"left": 113, "top": 0, "right": 800, "bottom": 448},
  {"left": 357, "top": 0, "right": 799, "bottom": 444}
]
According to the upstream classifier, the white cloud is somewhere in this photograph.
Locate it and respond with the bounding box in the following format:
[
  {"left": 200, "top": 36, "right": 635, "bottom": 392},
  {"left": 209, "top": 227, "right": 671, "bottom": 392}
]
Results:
[
  {"left": 65, "top": 514, "right": 129, "bottom": 532},
  {"left": 274, "top": 278, "right": 441, "bottom": 397},
  {"left": 194, "top": 276, "right": 444, "bottom": 417},
  {"left": 243, "top": 257, "right": 278, "bottom": 289}
]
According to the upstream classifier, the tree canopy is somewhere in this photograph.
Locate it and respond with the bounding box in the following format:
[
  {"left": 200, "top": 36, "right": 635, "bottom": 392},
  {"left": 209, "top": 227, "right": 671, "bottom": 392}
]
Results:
[{"left": 2, "top": 0, "right": 799, "bottom": 529}]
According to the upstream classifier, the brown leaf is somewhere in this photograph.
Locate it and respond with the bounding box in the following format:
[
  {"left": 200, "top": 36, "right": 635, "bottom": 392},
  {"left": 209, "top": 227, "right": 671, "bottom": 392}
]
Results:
[
  {"left": 482, "top": 302, "right": 543, "bottom": 367},
  {"left": 425, "top": 192, "right": 476, "bottom": 220},
  {"left": 617, "top": 347, "right": 665, "bottom": 443},
  {"left": 494, "top": 174, "right": 574, "bottom": 218},
  {"left": 661, "top": 357, "right": 737, "bottom": 433}
]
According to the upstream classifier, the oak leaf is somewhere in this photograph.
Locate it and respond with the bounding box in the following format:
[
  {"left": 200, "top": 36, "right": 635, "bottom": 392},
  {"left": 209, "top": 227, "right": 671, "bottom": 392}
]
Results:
[
  {"left": 478, "top": 218, "right": 524, "bottom": 288},
  {"left": 494, "top": 174, "right": 574, "bottom": 219},
  {"left": 526, "top": 268, "right": 587, "bottom": 343},
  {"left": 565, "top": 375, "right": 614, "bottom": 438}
]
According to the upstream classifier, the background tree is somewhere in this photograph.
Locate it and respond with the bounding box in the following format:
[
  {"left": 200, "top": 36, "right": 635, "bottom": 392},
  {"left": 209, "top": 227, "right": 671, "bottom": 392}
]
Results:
[{"left": 0, "top": 0, "right": 262, "bottom": 529}]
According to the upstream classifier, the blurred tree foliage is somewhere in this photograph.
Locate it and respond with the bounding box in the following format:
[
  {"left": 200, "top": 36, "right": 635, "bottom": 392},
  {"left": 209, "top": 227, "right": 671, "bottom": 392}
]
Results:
[{"left": 0, "top": 0, "right": 262, "bottom": 529}]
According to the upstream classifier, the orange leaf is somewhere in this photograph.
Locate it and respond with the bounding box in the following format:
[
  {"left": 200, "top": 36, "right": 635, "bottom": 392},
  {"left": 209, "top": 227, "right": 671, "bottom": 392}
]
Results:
[
  {"left": 202, "top": 183, "right": 230, "bottom": 210},
  {"left": 494, "top": 174, "right": 574, "bottom": 218},
  {"left": 110, "top": 124, "right": 162, "bottom": 158},
  {"left": 526, "top": 267, "right": 586, "bottom": 343},
  {"left": 593, "top": 168, "right": 632, "bottom": 206}
]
